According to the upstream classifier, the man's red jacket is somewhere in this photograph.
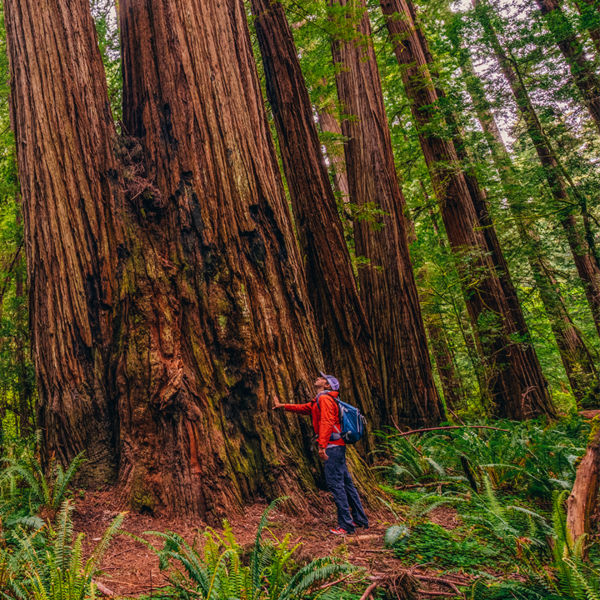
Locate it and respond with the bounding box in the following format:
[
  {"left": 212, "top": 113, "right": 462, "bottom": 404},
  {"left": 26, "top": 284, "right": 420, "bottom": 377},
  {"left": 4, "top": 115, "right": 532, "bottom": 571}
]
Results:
[{"left": 284, "top": 391, "right": 344, "bottom": 449}]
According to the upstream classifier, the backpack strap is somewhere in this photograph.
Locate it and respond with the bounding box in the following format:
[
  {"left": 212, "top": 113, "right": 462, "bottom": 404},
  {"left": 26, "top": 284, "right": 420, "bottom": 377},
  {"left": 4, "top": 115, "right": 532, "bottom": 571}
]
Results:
[{"left": 315, "top": 392, "right": 342, "bottom": 440}]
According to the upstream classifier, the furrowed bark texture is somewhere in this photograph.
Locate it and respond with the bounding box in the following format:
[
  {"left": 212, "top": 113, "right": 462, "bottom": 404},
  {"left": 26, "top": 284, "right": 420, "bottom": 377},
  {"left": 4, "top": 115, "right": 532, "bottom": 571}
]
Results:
[
  {"left": 537, "top": 0, "right": 600, "bottom": 135},
  {"left": 475, "top": 0, "right": 600, "bottom": 344},
  {"left": 380, "top": 0, "right": 554, "bottom": 418},
  {"left": 250, "top": 0, "right": 384, "bottom": 435},
  {"left": 5, "top": 0, "right": 122, "bottom": 481},
  {"left": 458, "top": 49, "right": 600, "bottom": 406},
  {"left": 330, "top": 0, "right": 443, "bottom": 427},
  {"left": 117, "top": 0, "right": 328, "bottom": 516},
  {"left": 7, "top": 0, "right": 333, "bottom": 518}
]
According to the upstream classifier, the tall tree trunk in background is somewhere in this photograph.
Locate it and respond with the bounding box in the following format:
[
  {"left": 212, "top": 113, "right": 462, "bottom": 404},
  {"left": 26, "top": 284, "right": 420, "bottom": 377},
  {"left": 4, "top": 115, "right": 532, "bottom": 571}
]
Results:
[
  {"left": 475, "top": 0, "right": 600, "bottom": 344},
  {"left": 537, "top": 0, "right": 600, "bottom": 134},
  {"left": 249, "top": 0, "right": 383, "bottom": 434},
  {"left": 316, "top": 105, "right": 350, "bottom": 205},
  {"left": 7, "top": 0, "right": 334, "bottom": 518},
  {"left": 329, "top": 0, "right": 443, "bottom": 427},
  {"left": 380, "top": 0, "right": 554, "bottom": 419},
  {"left": 6, "top": 0, "right": 122, "bottom": 482},
  {"left": 457, "top": 48, "right": 600, "bottom": 406},
  {"left": 15, "top": 243, "right": 34, "bottom": 435}
]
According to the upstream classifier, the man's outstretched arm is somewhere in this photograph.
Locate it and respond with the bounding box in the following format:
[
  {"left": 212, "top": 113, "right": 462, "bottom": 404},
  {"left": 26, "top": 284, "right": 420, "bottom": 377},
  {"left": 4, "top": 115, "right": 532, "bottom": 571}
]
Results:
[{"left": 272, "top": 395, "right": 312, "bottom": 414}]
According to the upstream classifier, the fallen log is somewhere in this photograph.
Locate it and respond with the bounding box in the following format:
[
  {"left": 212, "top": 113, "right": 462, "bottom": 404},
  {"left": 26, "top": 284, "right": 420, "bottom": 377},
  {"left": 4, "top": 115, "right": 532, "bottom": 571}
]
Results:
[{"left": 567, "top": 421, "right": 600, "bottom": 558}]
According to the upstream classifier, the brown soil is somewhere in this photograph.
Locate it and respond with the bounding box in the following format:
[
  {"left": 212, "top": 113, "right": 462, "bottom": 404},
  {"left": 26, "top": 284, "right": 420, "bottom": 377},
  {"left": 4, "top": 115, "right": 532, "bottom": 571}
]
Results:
[{"left": 73, "top": 490, "right": 471, "bottom": 599}]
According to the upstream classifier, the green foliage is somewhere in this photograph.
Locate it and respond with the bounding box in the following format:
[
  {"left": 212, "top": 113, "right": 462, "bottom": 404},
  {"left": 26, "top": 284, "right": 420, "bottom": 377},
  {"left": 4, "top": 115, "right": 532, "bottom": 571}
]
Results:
[
  {"left": 144, "top": 500, "right": 359, "bottom": 600},
  {"left": 0, "top": 501, "right": 124, "bottom": 600},
  {"left": 384, "top": 417, "right": 599, "bottom": 596}
]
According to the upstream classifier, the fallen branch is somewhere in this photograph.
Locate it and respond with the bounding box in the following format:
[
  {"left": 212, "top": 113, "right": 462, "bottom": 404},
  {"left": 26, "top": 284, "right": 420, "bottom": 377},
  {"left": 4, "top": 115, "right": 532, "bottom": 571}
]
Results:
[
  {"left": 400, "top": 481, "right": 455, "bottom": 489},
  {"left": 93, "top": 580, "right": 115, "bottom": 597},
  {"left": 394, "top": 425, "right": 510, "bottom": 437},
  {"left": 359, "top": 581, "right": 379, "bottom": 600},
  {"left": 418, "top": 590, "right": 456, "bottom": 597},
  {"left": 316, "top": 572, "right": 356, "bottom": 591},
  {"left": 567, "top": 423, "right": 600, "bottom": 559}
]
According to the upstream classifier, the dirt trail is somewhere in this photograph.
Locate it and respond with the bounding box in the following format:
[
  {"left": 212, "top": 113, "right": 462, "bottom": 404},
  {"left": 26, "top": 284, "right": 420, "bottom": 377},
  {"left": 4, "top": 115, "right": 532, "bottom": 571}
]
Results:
[{"left": 73, "top": 491, "right": 471, "bottom": 599}]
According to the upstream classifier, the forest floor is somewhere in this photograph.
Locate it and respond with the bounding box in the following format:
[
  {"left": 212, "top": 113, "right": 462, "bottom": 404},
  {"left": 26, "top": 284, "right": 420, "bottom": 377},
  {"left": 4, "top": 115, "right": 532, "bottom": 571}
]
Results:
[{"left": 73, "top": 490, "right": 473, "bottom": 599}]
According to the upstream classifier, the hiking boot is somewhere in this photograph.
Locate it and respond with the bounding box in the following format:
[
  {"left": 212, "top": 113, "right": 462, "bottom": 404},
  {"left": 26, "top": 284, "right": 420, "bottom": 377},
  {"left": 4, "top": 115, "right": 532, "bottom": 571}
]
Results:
[
  {"left": 352, "top": 520, "right": 369, "bottom": 529},
  {"left": 330, "top": 527, "right": 353, "bottom": 535}
]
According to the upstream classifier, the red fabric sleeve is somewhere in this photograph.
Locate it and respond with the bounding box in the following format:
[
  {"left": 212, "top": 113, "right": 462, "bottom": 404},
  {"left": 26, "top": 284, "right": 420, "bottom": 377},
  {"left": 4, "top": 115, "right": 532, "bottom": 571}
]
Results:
[
  {"left": 284, "top": 402, "right": 312, "bottom": 415},
  {"left": 318, "top": 395, "right": 338, "bottom": 448}
]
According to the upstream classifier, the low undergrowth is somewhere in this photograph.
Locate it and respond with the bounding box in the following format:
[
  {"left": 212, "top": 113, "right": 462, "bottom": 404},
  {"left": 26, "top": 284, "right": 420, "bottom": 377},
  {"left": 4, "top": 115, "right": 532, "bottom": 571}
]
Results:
[{"left": 382, "top": 415, "right": 600, "bottom": 599}]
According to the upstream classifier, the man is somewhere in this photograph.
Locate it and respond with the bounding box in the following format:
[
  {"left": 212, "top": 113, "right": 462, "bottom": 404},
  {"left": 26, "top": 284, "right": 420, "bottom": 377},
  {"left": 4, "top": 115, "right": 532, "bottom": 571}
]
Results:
[{"left": 272, "top": 372, "right": 369, "bottom": 535}]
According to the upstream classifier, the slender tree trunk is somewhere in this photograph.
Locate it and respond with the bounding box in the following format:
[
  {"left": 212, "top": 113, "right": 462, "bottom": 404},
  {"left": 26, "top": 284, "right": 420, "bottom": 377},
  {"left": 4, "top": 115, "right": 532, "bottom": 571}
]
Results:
[
  {"left": 537, "top": 0, "right": 600, "bottom": 134},
  {"left": 329, "top": 0, "right": 443, "bottom": 427},
  {"left": 249, "top": 0, "right": 385, "bottom": 434},
  {"left": 457, "top": 50, "right": 600, "bottom": 406},
  {"left": 380, "top": 0, "right": 554, "bottom": 418},
  {"left": 474, "top": 0, "right": 600, "bottom": 343},
  {"left": 14, "top": 240, "right": 34, "bottom": 436},
  {"left": 8, "top": 0, "right": 334, "bottom": 518},
  {"left": 316, "top": 105, "right": 350, "bottom": 205},
  {"left": 574, "top": 0, "right": 600, "bottom": 56}
]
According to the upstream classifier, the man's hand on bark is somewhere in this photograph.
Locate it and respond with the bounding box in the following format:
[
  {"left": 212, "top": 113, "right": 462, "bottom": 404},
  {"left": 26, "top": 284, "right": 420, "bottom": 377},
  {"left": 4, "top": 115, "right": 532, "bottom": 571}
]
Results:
[{"left": 272, "top": 395, "right": 285, "bottom": 410}]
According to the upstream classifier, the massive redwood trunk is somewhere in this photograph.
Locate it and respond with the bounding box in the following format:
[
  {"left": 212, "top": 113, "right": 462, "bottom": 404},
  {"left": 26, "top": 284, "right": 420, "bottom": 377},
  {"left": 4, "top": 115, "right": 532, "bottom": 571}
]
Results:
[
  {"left": 537, "top": 0, "right": 600, "bottom": 134},
  {"left": 329, "top": 0, "right": 443, "bottom": 427},
  {"left": 250, "top": 0, "right": 384, "bottom": 434},
  {"left": 7, "top": 0, "right": 336, "bottom": 518},
  {"left": 380, "top": 0, "right": 554, "bottom": 418},
  {"left": 474, "top": 0, "right": 600, "bottom": 344}
]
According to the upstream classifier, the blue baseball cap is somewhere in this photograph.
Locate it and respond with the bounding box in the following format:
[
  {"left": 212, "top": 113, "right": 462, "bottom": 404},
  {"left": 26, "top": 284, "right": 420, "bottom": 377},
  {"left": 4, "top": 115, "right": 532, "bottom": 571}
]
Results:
[{"left": 319, "top": 371, "right": 340, "bottom": 391}]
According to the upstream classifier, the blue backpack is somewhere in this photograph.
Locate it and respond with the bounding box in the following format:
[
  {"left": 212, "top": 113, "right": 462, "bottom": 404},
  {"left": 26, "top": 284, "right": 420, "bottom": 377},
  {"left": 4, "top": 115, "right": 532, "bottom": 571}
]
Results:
[{"left": 316, "top": 393, "right": 367, "bottom": 444}]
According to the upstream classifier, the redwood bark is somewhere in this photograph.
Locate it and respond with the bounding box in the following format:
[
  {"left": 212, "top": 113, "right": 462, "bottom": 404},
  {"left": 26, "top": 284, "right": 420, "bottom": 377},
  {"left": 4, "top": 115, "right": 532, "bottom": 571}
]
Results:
[
  {"left": 117, "top": 0, "right": 329, "bottom": 516},
  {"left": 329, "top": 0, "right": 443, "bottom": 427},
  {"left": 474, "top": 0, "right": 600, "bottom": 343},
  {"left": 6, "top": 0, "right": 122, "bottom": 481},
  {"left": 567, "top": 424, "right": 600, "bottom": 556},
  {"left": 250, "top": 0, "right": 384, "bottom": 434},
  {"left": 380, "top": 0, "right": 554, "bottom": 418},
  {"left": 7, "top": 0, "right": 333, "bottom": 517},
  {"left": 458, "top": 50, "right": 600, "bottom": 406},
  {"left": 537, "top": 0, "right": 600, "bottom": 134}
]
